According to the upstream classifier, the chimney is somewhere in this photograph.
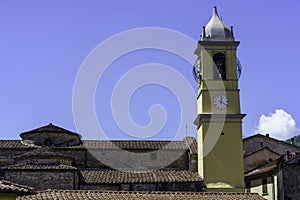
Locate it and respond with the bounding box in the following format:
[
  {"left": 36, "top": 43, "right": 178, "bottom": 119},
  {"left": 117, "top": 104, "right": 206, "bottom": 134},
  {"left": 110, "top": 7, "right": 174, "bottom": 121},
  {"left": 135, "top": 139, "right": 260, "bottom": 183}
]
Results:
[
  {"left": 291, "top": 138, "right": 295, "bottom": 145},
  {"left": 266, "top": 133, "right": 269, "bottom": 137}
]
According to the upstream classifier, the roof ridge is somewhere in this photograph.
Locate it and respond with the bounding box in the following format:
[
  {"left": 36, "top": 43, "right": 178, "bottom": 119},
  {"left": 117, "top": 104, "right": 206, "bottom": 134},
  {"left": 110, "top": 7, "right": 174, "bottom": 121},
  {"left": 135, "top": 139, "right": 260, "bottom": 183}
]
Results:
[
  {"left": 243, "top": 134, "right": 300, "bottom": 149},
  {"left": 35, "top": 190, "right": 262, "bottom": 195},
  {"left": 244, "top": 146, "right": 281, "bottom": 158}
]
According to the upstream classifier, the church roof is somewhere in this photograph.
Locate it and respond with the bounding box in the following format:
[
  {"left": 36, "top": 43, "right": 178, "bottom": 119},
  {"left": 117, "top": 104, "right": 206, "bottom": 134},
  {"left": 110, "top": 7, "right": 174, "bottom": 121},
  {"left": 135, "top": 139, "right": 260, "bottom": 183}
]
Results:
[
  {"left": 17, "top": 190, "right": 266, "bottom": 200},
  {"left": 2, "top": 163, "right": 77, "bottom": 170},
  {"left": 81, "top": 170, "right": 202, "bottom": 184},
  {"left": 20, "top": 123, "right": 81, "bottom": 138},
  {"left": 0, "top": 138, "right": 197, "bottom": 152},
  {"left": 184, "top": 137, "right": 198, "bottom": 154},
  {"left": 0, "top": 140, "right": 37, "bottom": 149},
  {"left": 0, "top": 180, "right": 34, "bottom": 194},
  {"left": 20, "top": 123, "right": 76, "bottom": 134},
  {"left": 80, "top": 139, "right": 191, "bottom": 150}
]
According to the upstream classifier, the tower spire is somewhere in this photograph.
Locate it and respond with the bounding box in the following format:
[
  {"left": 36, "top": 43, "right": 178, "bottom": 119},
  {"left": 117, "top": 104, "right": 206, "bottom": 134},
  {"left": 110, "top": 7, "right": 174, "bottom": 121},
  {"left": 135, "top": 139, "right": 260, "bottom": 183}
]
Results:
[{"left": 201, "top": 6, "right": 234, "bottom": 41}]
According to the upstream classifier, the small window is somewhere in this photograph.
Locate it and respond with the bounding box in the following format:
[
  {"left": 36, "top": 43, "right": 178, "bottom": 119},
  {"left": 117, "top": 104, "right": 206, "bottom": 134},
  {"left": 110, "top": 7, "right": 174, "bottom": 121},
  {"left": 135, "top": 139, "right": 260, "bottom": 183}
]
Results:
[
  {"left": 245, "top": 182, "right": 251, "bottom": 193},
  {"left": 262, "top": 178, "right": 268, "bottom": 194},
  {"left": 260, "top": 142, "right": 264, "bottom": 148}
]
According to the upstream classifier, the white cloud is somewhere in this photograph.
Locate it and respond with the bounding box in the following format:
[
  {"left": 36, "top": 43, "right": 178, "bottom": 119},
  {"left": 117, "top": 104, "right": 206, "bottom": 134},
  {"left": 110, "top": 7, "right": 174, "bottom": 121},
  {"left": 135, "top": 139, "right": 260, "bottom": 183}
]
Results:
[{"left": 255, "top": 109, "right": 299, "bottom": 140}]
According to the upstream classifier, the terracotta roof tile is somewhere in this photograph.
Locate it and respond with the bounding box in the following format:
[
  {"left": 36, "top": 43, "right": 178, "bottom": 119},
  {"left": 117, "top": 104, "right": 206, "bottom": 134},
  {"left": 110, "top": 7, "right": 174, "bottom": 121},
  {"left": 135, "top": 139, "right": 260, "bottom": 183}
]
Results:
[
  {"left": 2, "top": 163, "right": 77, "bottom": 170},
  {"left": 243, "top": 134, "right": 300, "bottom": 150},
  {"left": 245, "top": 160, "right": 278, "bottom": 177},
  {"left": 0, "top": 180, "right": 34, "bottom": 194},
  {"left": 81, "top": 170, "right": 202, "bottom": 184},
  {"left": 0, "top": 140, "right": 37, "bottom": 149},
  {"left": 244, "top": 146, "right": 281, "bottom": 158},
  {"left": 0, "top": 139, "right": 197, "bottom": 152},
  {"left": 184, "top": 137, "right": 198, "bottom": 154},
  {"left": 80, "top": 140, "right": 188, "bottom": 150},
  {"left": 17, "top": 190, "right": 265, "bottom": 200},
  {"left": 20, "top": 123, "right": 79, "bottom": 135}
]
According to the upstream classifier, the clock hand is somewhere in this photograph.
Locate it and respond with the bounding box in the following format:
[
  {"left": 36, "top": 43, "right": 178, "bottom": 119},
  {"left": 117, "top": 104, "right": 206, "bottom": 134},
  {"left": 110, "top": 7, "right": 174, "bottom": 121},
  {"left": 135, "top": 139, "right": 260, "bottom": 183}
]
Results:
[{"left": 220, "top": 100, "right": 228, "bottom": 106}]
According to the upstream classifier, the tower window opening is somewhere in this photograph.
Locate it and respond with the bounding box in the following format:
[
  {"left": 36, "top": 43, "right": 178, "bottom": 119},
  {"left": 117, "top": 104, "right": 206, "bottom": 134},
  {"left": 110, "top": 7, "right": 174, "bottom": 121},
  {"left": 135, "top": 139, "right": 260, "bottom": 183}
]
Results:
[{"left": 213, "top": 53, "right": 226, "bottom": 80}]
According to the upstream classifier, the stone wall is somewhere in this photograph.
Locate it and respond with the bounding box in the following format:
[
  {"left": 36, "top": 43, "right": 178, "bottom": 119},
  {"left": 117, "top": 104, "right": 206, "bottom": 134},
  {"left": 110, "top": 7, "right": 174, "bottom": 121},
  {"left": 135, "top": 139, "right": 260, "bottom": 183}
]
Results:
[
  {"left": 0, "top": 149, "right": 34, "bottom": 166},
  {"left": 283, "top": 158, "right": 300, "bottom": 200},
  {"left": 56, "top": 149, "right": 86, "bottom": 168},
  {"left": 4, "top": 170, "right": 78, "bottom": 190}
]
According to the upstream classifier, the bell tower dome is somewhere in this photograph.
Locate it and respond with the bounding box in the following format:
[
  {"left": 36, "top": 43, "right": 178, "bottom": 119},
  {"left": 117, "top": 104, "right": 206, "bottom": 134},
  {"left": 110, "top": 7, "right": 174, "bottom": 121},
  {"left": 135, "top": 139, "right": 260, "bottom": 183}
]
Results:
[{"left": 202, "top": 6, "right": 234, "bottom": 41}]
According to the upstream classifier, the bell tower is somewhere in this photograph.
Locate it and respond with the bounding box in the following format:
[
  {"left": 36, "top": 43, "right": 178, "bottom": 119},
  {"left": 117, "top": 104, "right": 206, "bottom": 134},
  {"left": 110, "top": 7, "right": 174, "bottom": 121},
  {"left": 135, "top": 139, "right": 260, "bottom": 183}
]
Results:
[{"left": 194, "top": 6, "right": 245, "bottom": 192}]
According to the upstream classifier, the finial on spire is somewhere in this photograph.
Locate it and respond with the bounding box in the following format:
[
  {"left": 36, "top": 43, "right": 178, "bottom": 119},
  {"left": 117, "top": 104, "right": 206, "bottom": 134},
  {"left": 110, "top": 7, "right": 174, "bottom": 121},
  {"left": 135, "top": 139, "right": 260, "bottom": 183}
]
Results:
[{"left": 213, "top": 6, "right": 218, "bottom": 17}]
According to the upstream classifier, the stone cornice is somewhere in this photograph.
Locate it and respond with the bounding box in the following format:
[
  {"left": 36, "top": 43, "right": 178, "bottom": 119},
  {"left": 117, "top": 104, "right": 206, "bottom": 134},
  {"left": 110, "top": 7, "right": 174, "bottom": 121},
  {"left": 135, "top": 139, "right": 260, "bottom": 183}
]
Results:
[{"left": 194, "top": 114, "right": 246, "bottom": 128}]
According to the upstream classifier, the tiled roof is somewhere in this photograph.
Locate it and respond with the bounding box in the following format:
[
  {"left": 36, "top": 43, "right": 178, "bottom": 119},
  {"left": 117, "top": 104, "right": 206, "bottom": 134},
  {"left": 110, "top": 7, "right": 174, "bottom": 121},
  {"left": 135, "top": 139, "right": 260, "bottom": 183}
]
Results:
[
  {"left": 0, "top": 180, "right": 34, "bottom": 194},
  {"left": 184, "top": 137, "right": 198, "bottom": 154},
  {"left": 0, "top": 139, "right": 197, "bottom": 152},
  {"left": 245, "top": 159, "right": 278, "bottom": 177},
  {"left": 81, "top": 170, "right": 202, "bottom": 184},
  {"left": 2, "top": 163, "right": 77, "bottom": 170},
  {"left": 17, "top": 190, "right": 266, "bottom": 200},
  {"left": 20, "top": 123, "right": 80, "bottom": 136},
  {"left": 0, "top": 140, "right": 37, "bottom": 149},
  {"left": 80, "top": 140, "right": 188, "bottom": 150},
  {"left": 244, "top": 146, "right": 281, "bottom": 158},
  {"left": 243, "top": 134, "right": 300, "bottom": 150}
]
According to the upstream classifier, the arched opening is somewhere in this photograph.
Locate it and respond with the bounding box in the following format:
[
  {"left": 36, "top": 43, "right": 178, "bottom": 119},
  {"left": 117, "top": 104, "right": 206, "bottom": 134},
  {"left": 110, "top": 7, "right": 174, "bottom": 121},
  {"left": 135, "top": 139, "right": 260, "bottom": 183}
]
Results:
[{"left": 213, "top": 53, "right": 226, "bottom": 80}]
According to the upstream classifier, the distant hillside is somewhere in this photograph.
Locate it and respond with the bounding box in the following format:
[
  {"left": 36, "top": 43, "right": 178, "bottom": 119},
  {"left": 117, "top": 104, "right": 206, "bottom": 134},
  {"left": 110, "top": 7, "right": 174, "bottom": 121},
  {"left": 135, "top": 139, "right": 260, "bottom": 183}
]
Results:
[{"left": 286, "top": 135, "right": 300, "bottom": 147}]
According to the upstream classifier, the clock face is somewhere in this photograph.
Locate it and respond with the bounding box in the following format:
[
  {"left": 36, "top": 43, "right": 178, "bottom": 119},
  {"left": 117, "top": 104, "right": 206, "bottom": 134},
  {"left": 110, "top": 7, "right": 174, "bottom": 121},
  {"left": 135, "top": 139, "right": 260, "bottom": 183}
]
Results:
[{"left": 213, "top": 94, "right": 229, "bottom": 110}]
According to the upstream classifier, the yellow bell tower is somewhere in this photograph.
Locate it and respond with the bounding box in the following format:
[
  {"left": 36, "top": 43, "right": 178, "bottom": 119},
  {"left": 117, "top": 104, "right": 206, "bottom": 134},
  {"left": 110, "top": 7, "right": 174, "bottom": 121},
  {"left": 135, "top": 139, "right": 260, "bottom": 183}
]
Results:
[{"left": 194, "top": 6, "right": 245, "bottom": 192}]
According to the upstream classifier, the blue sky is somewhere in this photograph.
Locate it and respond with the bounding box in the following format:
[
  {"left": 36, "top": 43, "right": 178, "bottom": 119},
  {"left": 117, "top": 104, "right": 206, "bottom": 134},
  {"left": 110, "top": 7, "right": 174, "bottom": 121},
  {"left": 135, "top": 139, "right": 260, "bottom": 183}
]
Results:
[{"left": 0, "top": 1, "right": 300, "bottom": 140}]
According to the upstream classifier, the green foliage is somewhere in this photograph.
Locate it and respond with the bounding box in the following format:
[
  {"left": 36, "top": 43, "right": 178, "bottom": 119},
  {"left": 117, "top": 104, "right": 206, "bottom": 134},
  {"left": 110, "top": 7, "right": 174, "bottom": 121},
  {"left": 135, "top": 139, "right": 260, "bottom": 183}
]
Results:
[{"left": 286, "top": 135, "right": 300, "bottom": 147}]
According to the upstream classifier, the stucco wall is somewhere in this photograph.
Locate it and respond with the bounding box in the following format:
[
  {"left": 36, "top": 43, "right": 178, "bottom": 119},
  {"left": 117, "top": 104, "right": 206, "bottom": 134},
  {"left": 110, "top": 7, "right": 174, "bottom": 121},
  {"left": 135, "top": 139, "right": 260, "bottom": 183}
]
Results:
[
  {"left": 247, "top": 176, "right": 275, "bottom": 200},
  {"left": 0, "top": 193, "right": 17, "bottom": 200}
]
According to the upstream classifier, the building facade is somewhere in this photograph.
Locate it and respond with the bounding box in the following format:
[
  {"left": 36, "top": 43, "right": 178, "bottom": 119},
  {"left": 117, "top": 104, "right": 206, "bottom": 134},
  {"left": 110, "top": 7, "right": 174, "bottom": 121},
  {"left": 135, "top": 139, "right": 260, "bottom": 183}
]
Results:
[
  {"left": 0, "top": 123, "right": 202, "bottom": 192},
  {"left": 243, "top": 133, "right": 300, "bottom": 200}
]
